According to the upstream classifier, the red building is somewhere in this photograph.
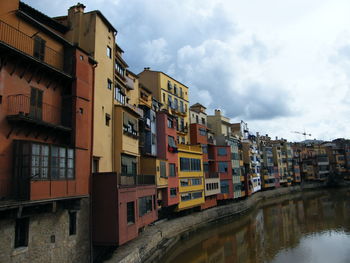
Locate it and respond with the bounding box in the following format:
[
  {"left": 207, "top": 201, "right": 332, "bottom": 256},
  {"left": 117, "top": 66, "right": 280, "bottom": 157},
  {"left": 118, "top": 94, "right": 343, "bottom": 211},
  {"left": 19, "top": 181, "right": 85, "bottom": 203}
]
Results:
[
  {"left": 209, "top": 145, "right": 234, "bottom": 201},
  {"left": 92, "top": 173, "right": 157, "bottom": 246},
  {"left": 0, "top": 1, "right": 95, "bottom": 260},
  {"left": 156, "top": 110, "right": 179, "bottom": 210}
]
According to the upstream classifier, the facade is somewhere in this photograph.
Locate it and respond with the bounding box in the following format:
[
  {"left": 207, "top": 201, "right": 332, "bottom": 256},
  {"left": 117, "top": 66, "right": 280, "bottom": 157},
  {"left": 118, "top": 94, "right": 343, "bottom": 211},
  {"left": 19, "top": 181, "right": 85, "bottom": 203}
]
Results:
[
  {"left": 0, "top": 1, "right": 95, "bottom": 261},
  {"left": 189, "top": 103, "right": 220, "bottom": 210},
  {"left": 154, "top": 110, "right": 179, "bottom": 212},
  {"left": 178, "top": 144, "right": 205, "bottom": 211},
  {"left": 138, "top": 69, "right": 190, "bottom": 144}
]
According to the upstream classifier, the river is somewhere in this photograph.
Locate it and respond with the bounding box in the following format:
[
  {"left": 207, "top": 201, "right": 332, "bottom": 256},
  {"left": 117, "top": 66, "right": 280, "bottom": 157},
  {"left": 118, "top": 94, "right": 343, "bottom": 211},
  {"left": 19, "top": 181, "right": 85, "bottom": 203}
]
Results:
[{"left": 161, "top": 188, "right": 350, "bottom": 263}]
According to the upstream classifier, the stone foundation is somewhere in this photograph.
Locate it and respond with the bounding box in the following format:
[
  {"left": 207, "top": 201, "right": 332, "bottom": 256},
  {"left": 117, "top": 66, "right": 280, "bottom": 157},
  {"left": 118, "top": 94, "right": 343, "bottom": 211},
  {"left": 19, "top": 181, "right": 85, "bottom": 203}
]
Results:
[{"left": 0, "top": 198, "right": 90, "bottom": 263}]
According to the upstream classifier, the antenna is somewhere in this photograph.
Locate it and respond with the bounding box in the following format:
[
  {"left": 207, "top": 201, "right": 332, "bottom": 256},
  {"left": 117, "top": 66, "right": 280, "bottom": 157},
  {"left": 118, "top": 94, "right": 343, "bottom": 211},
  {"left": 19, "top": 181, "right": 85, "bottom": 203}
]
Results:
[{"left": 291, "top": 130, "right": 312, "bottom": 141}]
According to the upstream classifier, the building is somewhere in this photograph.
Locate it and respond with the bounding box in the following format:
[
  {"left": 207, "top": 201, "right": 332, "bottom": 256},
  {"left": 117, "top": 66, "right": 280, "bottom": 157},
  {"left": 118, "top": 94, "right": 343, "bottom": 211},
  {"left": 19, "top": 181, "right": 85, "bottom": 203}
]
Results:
[
  {"left": 178, "top": 144, "right": 205, "bottom": 211},
  {"left": 138, "top": 69, "right": 190, "bottom": 144},
  {"left": 0, "top": 1, "right": 95, "bottom": 261},
  {"left": 57, "top": 4, "right": 158, "bottom": 247},
  {"left": 189, "top": 103, "right": 220, "bottom": 209}
]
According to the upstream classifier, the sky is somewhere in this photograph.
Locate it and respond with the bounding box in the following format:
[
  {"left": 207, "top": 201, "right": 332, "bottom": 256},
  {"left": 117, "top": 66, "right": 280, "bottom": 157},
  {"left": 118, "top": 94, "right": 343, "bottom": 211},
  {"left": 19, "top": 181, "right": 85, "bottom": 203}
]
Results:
[{"left": 25, "top": 0, "right": 350, "bottom": 142}]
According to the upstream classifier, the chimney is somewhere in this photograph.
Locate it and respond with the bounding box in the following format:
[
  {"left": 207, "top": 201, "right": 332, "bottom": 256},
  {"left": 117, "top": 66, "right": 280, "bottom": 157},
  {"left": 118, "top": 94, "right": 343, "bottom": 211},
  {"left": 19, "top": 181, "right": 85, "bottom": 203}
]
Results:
[
  {"left": 215, "top": 109, "right": 221, "bottom": 116},
  {"left": 275, "top": 136, "right": 278, "bottom": 140},
  {"left": 69, "top": 3, "right": 86, "bottom": 14},
  {"left": 144, "top": 67, "right": 150, "bottom": 71}
]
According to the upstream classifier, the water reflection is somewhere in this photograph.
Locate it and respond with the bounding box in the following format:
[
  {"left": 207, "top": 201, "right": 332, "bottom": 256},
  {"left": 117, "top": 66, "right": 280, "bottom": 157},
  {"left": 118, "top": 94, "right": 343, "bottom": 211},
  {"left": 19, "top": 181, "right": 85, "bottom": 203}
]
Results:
[{"left": 162, "top": 189, "right": 350, "bottom": 263}]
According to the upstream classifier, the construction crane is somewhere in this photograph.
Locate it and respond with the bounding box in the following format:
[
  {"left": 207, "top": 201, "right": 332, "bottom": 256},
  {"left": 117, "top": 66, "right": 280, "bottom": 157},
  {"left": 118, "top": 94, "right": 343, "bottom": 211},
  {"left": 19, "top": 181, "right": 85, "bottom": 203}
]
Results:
[{"left": 291, "top": 130, "right": 312, "bottom": 141}]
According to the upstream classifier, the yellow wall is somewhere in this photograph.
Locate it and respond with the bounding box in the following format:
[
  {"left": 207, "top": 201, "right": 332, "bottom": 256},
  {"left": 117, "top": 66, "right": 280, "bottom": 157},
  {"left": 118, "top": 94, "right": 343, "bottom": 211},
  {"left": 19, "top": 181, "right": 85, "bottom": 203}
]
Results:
[
  {"left": 62, "top": 11, "right": 115, "bottom": 172},
  {"left": 140, "top": 157, "right": 168, "bottom": 188},
  {"left": 138, "top": 70, "right": 190, "bottom": 144},
  {"left": 177, "top": 144, "right": 205, "bottom": 210},
  {"left": 114, "top": 106, "right": 140, "bottom": 173}
]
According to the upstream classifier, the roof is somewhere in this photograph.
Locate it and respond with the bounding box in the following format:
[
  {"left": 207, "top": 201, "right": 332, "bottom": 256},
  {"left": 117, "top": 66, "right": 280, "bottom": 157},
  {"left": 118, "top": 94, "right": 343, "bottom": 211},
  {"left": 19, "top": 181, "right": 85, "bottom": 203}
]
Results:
[
  {"left": 138, "top": 69, "right": 190, "bottom": 89},
  {"left": 190, "top": 103, "right": 206, "bottom": 109},
  {"left": 20, "top": 2, "right": 69, "bottom": 33},
  {"left": 86, "top": 10, "right": 117, "bottom": 34}
]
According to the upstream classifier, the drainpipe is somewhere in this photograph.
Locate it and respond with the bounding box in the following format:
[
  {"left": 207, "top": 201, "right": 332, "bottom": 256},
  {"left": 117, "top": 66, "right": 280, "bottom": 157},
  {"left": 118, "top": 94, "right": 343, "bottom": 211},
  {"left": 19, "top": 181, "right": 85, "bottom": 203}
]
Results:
[{"left": 89, "top": 58, "right": 97, "bottom": 263}]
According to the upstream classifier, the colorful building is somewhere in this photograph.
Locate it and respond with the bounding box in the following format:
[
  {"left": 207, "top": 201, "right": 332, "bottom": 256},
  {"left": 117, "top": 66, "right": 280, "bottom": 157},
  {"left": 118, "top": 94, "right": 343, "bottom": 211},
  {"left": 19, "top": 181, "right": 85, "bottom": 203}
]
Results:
[
  {"left": 177, "top": 144, "right": 205, "bottom": 211},
  {"left": 0, "top": 1, "right": 95, "bottom": 261},
  {"left": 138, "top": 69, "right": 190, "bottom": 144}
]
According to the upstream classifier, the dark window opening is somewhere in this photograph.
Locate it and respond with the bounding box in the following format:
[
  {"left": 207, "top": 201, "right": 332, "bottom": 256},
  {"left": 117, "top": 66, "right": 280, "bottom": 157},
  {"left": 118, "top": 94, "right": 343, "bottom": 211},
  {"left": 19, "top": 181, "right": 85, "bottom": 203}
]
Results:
[
  {"left": 69, "top": 211, "right": 77, "bottom": 235},
  {"left": 14, "top": 218, "right": 29, "bottom": 248},
  {"left": 30, "top": 87, "right": 43, "bottom": 121},
  {"left": 33, "top": 36, "right": 46, "bottom": 61},
  {"left": 107, "top": 79, "right": 112, "bottom": 90},
  {"left": 105, "top": 113, "right": 111, "bottom": 126},
  {"left": 127, "top": 202, "right": 135, "bottom": 224}
]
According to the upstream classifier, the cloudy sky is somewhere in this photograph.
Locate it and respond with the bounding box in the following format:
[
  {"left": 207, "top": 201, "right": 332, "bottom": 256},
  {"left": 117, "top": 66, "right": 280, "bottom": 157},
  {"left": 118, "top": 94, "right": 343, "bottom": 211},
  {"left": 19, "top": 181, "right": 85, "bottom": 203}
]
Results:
[{"left": 26, "top": 0, "right": 350, "bottom": 141}]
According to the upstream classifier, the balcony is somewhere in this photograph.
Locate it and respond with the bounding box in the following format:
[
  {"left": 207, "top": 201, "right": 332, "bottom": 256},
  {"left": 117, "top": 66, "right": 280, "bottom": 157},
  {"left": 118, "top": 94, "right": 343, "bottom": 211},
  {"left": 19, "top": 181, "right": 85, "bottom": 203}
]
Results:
[
  {"left": 207, "top": 172, "right": 219, "bottom": 178},
  {"left": 6, "top": 94, "right": 70, "bottom": 134},
  {"left": 0, "top": 20, "right": 69, "bottom": 75},
  {"left": 119, "top": 173, "right": 155, "bottom": 186}
]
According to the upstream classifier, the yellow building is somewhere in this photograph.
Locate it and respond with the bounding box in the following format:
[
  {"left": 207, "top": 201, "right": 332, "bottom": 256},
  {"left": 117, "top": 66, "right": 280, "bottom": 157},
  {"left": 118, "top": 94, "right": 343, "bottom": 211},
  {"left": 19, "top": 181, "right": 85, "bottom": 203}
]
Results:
[
  {"left": 138, "top": 69, "right": 190, "bottom": 144},
  {"left": 177, "top": 144, "right": 205, "bottom": 210},
  {"left": 57, "top": 5, "right": 117, "bottom": 172}
]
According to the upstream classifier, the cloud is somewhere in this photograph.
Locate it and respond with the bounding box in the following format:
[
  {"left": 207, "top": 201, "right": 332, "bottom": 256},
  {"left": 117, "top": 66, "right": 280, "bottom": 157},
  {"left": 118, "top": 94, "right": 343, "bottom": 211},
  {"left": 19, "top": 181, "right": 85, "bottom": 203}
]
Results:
[{"left": 23, "top": 0, "right": 350, "bottom": 141}]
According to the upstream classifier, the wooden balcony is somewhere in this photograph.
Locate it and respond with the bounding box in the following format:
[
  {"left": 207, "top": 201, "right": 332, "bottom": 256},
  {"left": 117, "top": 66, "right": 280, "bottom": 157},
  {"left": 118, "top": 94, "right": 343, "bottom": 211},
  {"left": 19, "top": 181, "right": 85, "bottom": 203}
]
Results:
[
  {"left": 0, "top": 20, "right": 70, "bottom": 75},
  {"left": 6, "top": 94, "right": 71, "bottom": 136}
]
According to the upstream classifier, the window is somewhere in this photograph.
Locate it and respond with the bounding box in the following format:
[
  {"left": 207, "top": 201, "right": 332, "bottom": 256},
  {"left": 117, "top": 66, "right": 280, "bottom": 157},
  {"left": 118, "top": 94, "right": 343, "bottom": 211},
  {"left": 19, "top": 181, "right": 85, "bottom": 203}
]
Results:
[
  {"left": 163, "top": 93, "right": 166, "bottom": 103},
  {"left": 167, "top": 118, "right": 174, "bottom": 128},
  {"left": 180, "top": 87, "right": 183, "bottom": 98},
  {"left": 105, "top": 113, "right": 111, "bottom": 126},
  {"left": 127, "top": 202, "right": 135, "bottom": 224},
  {"left": 30, "top": 88, "right": 43, "bottom": 120},
  {"left": 192, "top": 178, "right": 201, "bottom": 185},
  {"left": 174, "top": 98, "right": 178, "bottom": 110},
  {"left": 180, "top": 158, "right": 190, "bottom": 171},
  {"left": 169, "top": 163, "right": 176, "bottom": 177},
  {"left": 123, "top": 113, "right": 138, "bottom": 137},
  {"left": 168, "top": 136, "right": 176, "bottom": 148},
  {"left": 139, "top": 196, "right": 153, "bottom": 216},
  {"left": 220, "top": 180, "right": 229, "bottom": 194},
  {"left": 199, "top": 128, "right": 207, "bottom": 136},
  {"left": 180, "top": 158, "right": 201, "bottom": 171},
  {"left": 181, "top": 137, "right": 185, "bottom": 144},
  {"left": 192, "top": 191, "right": 202, "bottom": 199},
  {"left": 69, "top": 211, "right": 77, "bottom": 235},
  {"left": 203, "top": 162, "right": 209, "bottom": 172},
  {"left": 114, "top": 85, "right": 126, "bottom": 104},
  {"left": 92, "top": 157, "right": 99, "bottom": 173},
  {"left": 115, "top": 61, "right": 125, "bottom": 76},
  {"left": 121, "top": 154, "right": 137, "bottom": 175},
  {"left": 196, "top": 115, "right": 199, "bottom": 123},
  {"left": 179, "top": 101, "right": 184, "bottom": 113},
  {"left": 180, "top": 179, "right": 189, "bottom": 186},
  {"left": 168, "top": 95, "right": 172, "bottom": 108},
  {"left": 167, "top": 80, "right": 172, "bottom": 90},
  {"left": 107, "top": 79, "right": 112, "bottom": 90},
  {"left": 107, "top": 46, "right": 112, "bottom": 58},
  {"left": 14, "top": 218, "right": 29, "bottom": 248},
  {"left": 152, "top": 133, "right": 156, "bottom": 145},
  {"left": 181, "top": 193, "right": 191, "bottom": 201},
  {"left": 160, "top": 161, "right": 167, "bottom": 178},
  {"left": 218, "top": 148, "right": 227, "bottom": 156},
  {"left": 202, "top": 145, "right": 208, "bottom": 154},
  {"left": 170, "top": 188, "right": 177, "bottom": 197},
  {"left": 218, "top": 162, "right": 228, "bottom": 173},
  {"left": 201, "top": 118, "right": 205, "bottom": 125},
  {"left": 33, "top": 36, "right": 45, "bottom": 61}
]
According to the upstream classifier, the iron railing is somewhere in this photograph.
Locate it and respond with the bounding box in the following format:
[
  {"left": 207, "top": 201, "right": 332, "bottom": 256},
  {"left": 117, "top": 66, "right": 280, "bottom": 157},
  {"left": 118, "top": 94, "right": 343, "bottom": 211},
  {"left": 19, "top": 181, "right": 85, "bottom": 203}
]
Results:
[
  {"left": 7, "top": 94, "right": 61, "bottom": 125},
  {"left": 0, "top": 20, "right": 65, "bottom": 72}
]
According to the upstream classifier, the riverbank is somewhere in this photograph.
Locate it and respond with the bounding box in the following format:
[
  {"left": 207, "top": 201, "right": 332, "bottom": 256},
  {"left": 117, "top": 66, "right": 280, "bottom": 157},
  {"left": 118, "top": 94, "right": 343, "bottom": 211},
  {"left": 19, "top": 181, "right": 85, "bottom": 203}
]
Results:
[{"left": 104, "top": 182, "right": 347, "bottom": 263}]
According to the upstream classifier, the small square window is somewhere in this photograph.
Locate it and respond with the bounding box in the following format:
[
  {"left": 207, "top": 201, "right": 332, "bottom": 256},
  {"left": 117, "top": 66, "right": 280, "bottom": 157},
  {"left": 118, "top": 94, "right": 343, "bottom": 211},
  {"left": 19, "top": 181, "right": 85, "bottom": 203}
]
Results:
[{"left": 80, "top": 55, "right": 84, "bottom": 60}]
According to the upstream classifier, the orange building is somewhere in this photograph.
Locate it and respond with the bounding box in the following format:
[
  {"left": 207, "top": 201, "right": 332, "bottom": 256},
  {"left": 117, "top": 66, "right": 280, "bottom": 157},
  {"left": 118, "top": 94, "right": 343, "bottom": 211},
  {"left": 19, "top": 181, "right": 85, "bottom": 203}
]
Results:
[{"left": 0, "top": 1, "right": 95, "bottom": 261}]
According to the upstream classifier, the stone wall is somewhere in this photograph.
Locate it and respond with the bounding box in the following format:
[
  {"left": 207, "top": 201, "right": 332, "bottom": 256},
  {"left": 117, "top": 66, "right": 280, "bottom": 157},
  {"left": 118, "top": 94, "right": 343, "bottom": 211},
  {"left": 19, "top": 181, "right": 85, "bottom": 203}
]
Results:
[
  {"left": 0, "top": 198, "right": 90, "bottom": 263},
  {"left": 105, "top": 182, "right": 330, "bottom": 263}
]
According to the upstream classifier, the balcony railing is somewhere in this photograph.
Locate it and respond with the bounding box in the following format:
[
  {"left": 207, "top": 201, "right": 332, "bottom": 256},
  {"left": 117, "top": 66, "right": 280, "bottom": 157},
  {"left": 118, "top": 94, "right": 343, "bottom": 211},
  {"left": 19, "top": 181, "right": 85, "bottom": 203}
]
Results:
[
  {"left": 119, "top": 173, "right": 155, "bottom": 186},
  {"left": 0, "top": 20, "right": 65, "bottom": 73},
  {"left": 7, "top": 94, "right": 62, "bottom": 125}
]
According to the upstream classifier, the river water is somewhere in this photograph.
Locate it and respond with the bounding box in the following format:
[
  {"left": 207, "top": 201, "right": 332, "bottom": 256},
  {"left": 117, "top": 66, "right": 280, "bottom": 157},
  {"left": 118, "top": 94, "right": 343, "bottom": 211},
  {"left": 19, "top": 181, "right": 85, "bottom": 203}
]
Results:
[{"left": 161, "top": 189, "right": 350, "bottom": 263}]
